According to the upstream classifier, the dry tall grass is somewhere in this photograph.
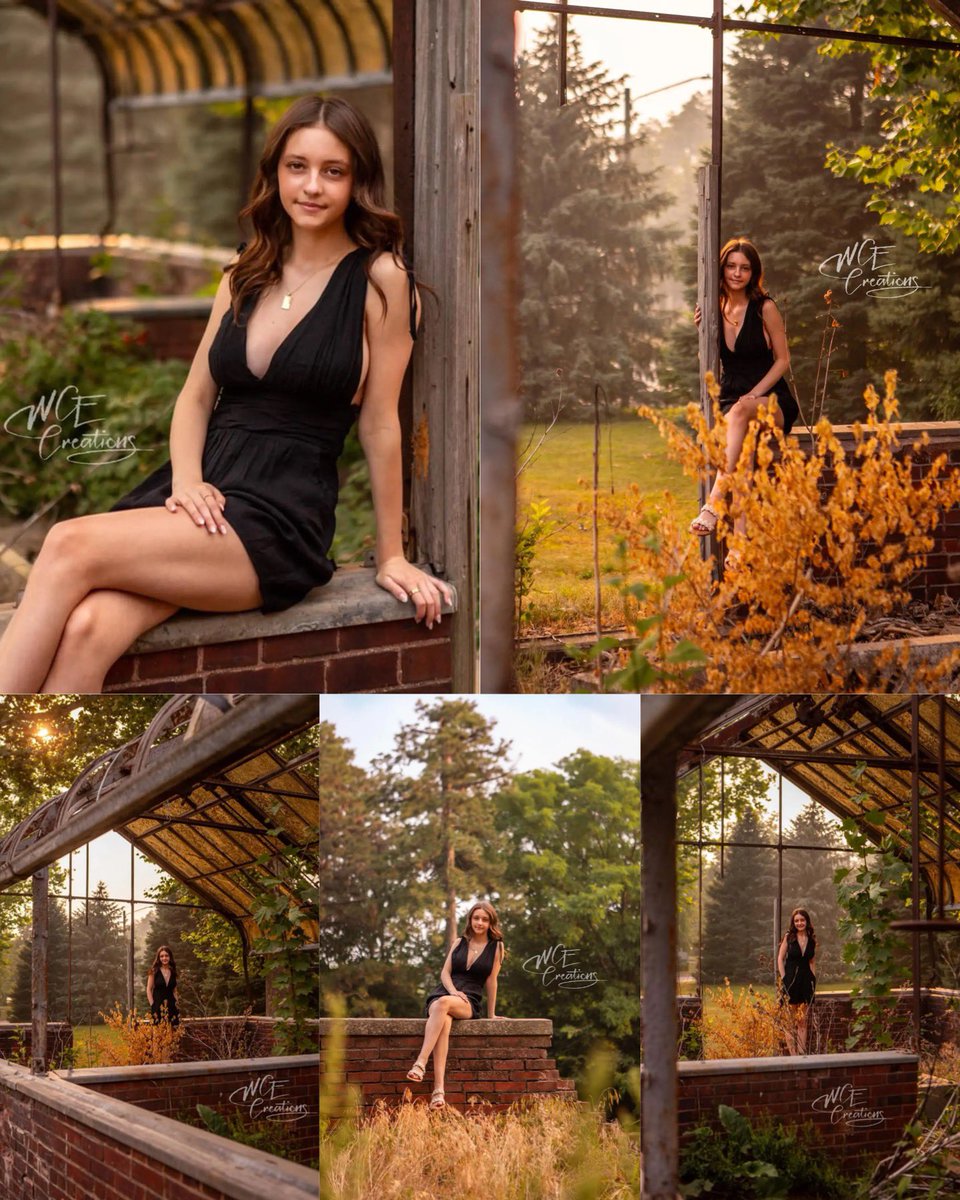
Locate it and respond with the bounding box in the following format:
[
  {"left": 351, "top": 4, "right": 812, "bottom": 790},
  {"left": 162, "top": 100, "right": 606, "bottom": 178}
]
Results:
[{"left": 322, "top": 1097, "right": 638, "bottom": 1200}]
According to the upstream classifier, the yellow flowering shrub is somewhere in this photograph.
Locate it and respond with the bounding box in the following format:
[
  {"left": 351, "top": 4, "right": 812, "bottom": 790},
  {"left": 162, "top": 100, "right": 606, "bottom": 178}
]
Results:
[{"left": 607, "top": 371, "right": 960, "bottom": 691}]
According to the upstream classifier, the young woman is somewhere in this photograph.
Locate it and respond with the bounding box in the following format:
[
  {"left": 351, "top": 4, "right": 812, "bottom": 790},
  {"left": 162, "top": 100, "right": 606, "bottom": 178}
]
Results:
[
  {"left": 406, "top": 901, "right": 506, "bottom": 1110},
  {"left": 777, "top": 908, "right": 816, "bottom": 1055},
  {"left": 691, "top": 237, "right": 799, "bottom": 552},
  {"left": 146, "top": 945, "right": 180, "bottom": 1027},
  {"left": 0, "top": 95, "right": 451, "bottom": 692}
]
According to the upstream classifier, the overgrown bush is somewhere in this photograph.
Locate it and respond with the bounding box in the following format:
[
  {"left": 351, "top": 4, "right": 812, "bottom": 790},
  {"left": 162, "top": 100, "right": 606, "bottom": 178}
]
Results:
[
  {"left": 598, "top": 372, "right": 960, "bottom": 691},
  {"left": 99, "top": 1003, "right": 183, "bottom": 1065},
  {"left": 680, "top": 1104, "right": 857, "bottom": 1199}
]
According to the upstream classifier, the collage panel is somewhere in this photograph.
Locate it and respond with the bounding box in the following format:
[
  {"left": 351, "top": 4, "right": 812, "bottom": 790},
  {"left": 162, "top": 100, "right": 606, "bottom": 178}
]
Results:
[
  {"left": 483, "top": 1, "right": 960, "bottom": 696},
  {"left": 641, "top": 694, "right": 960, "bottom": 1198},
  {"left": 0, "top": 0, "right": 475, "bottom": 697},
  {"left": 0, "top": 693, "right": 320, "bottom": 1199},
  {"left": 319, "top": 694, "right": 640, "bottom": 1196}
]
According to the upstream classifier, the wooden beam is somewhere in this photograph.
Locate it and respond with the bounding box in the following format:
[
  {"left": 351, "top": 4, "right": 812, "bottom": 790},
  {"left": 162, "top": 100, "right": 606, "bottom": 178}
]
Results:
[
  {"left": 0, "top": 695, "right": 316, "bottom": 889},
  {"left": 31, "top": 868, "right": 48, "bottom": 1076},
  {"left": 411, "top": 0, "right": 479, "bottom": 691}
]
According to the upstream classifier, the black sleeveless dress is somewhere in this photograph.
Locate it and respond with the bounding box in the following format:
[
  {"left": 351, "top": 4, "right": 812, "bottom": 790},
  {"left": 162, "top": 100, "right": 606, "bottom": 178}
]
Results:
[
  {"left": 111, "top": 246, "right": 401, "bottom": 613},
  {"left": 719, "top": 295, "right": 799, "bottom": 435},
  {"left": 781, "top": 935, "right": 816, "bottom": 1005},
  {"left": 424, "top": 936, "right": 500, "bottom": 1020},
  {"left": 150, "top": 967, "right": 180, "bottom": 1025}
]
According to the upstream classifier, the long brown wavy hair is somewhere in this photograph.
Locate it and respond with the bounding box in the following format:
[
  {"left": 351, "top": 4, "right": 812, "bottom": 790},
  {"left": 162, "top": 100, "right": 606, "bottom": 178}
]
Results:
[
  {"left": 150, "top": 945, "right": 178, "bottom": 985},
  {"left": 784, "top": 908, "right": 816, "bottom": 951},
  {"left": 461, "top": 901, "right": 506, "bottom": 960},
  {"left": 719, "top": 235, "right": 769, "bottom": 318},
  {"left": 228, "top": 95, "right": 409, "bottom": 322}
]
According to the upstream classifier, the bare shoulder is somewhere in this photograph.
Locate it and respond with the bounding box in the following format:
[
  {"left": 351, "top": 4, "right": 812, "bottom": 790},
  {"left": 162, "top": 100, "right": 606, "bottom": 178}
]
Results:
[
  {"left": 368, "top": 248, "right": 409, "bottom": 289},
  {"left": 760, "top": 296, "right": 780, "bottom": 316}
]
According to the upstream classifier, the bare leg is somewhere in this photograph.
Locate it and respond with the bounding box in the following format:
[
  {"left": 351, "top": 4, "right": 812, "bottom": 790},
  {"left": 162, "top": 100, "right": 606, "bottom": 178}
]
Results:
[
  {"left": 41, "top": 591, "right": 177, "bottom": 693},
  {"left": 431, "top": 1013, "right": 454, "bottom": 1092},
  {"left": 797, "top": 1008, "right": 809, "bottom": 1055},
  {"left": 707, "top": 396, "right": 786, "bottom": 535},
  {"left": 410, "top": 995, "right": 471, "bottom": 1071},
  {"left": 0, "top": 508, "right": 262, "bottom": 692}
]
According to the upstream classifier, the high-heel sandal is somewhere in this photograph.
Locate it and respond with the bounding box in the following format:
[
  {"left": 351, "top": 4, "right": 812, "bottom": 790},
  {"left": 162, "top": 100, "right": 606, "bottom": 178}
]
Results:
[
  {"left": 429, "top": 1089, "right": 446, "bottom": 1109},
  {"left": 406, "top": 1061, "right": 426, "bottom": 1082},
  {"left": 690, "top": 503, "right": 719, "bottom": 536}
]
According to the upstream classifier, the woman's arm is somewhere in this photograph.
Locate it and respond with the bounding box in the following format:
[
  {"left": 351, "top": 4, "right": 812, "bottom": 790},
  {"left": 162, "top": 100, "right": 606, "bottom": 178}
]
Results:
[
  {"left": 163, "top": 269, "right": 238, "bottom": 535},
  {"left": 358, "top": 253, "right": 452, "bottom": 628},
  {"left": 777, "top": 936, "right": 787, "bottom": 980},
  {"left": 146, "top": 973, "right": 154, "bottom": 1005},
  {"left": 438, "top": 939, "right": 468, "bottom": 1002},
  {"left": 809, "top": 952, "right": 816, "bottom": 978},
  {"left": 744, "top": 298, "right": 790, "bottom": 401},
  {"left": 485, "top": 942, "right": 505, "bottom": 1018}
]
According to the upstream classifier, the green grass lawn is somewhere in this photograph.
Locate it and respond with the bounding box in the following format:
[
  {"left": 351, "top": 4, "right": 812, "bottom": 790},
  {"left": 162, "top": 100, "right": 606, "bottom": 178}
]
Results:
[
  {"left": 68, "top": 1024, "right": 125, "bottom": 1068},
  {"left": 516, "top": 418, "right": 696, "bottom": 633}
]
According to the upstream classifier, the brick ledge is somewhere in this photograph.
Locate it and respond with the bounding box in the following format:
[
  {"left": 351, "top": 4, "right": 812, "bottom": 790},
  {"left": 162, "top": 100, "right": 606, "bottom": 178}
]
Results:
[
  {"left": 0, "top": 563, "right": 457, "bottom": 654},
  {"left": 677, "top": 1050, "right": 918, "bottom": 1076}
]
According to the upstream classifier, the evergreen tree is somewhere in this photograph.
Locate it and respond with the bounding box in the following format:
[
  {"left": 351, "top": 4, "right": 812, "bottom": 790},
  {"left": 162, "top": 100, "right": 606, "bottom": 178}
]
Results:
[
  {"left": 781, "top": 801, "right": 852, "bottom": 983},
  {"left": 701, "top": 808, "right": 780, "bottom": 985},
  {"left": 380, "top": 699, "right": 511, "bottom": 952},
  {"left": 517, "top": 26, "right": 669, "bottom": 419},
  {"left": 69, "top": 882, "right": 128, "bottom": 1025},
  {"left": 10, "top": 901, "right": 71, "bottom": 1023}
]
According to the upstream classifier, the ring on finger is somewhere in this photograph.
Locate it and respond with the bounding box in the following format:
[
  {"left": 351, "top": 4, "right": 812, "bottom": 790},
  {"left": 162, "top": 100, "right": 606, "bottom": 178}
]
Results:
[{"left": 410, "top": 587, "right": 421, "bottom": 596}]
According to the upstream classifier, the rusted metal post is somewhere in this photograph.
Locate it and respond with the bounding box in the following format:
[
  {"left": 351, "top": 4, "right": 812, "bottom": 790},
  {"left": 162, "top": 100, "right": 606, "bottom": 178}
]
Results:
[
  {"left": 32, "top": 867, "right": 49, "bottom": 1076},
  {"left": 129, "top": 841, "right": 136, "bottom": 1013},
  {"left": 479, "top": 0, "right": 520, "bottom": 692},
  {"left": 697, "top": 166, "right": 720, "bottom": 567},
  {"left": 641, "top": 746, "right": 678, "bottom": 1199}
]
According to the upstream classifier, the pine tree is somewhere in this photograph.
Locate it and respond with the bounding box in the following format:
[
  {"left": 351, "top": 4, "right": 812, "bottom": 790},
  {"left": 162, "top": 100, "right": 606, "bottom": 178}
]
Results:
[
  {"left": 517, "top": 26, "right": 669, "bottom": 419},
  {"left": 10, "top": 901, "right": 71, "bottom": 1023},
  {"left": 69, "top": 882, "right": 128, "bottom": 1025},
  {"left": 781, "top": 801, "right": 852, "bottom": 983},
  {"left": 381, "top": 699, "right": 511, "bottom": 952},
  {"left": 701, "top": 808, "right": 780, "bottom": 985}
]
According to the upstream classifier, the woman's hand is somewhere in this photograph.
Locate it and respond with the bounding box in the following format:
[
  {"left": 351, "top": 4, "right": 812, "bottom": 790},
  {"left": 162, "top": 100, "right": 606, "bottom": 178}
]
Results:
[
  {"left": 455, "top": 990, "right": 471, "bottom": 1004},
  {"left": 694, "top": 303, "right": 702, "bottom": 328},
  {"left": 375, "top": 557, "right": 453, "bottom": 629},
  {"left": 165, "top": 479, "right": 227, "bottom": 534}
]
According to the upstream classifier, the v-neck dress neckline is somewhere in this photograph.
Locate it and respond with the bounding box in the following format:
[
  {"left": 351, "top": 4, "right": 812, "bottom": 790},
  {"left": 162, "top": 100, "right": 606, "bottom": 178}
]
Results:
[{"left": 243, "top": 246, "right": 363, "bottom": 383}]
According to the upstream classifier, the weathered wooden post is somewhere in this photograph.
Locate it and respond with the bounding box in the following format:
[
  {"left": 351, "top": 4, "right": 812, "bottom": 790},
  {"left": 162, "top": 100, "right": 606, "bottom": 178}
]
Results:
[{"left": 32, "top": 867, "right": 49, "bottom": 1076}]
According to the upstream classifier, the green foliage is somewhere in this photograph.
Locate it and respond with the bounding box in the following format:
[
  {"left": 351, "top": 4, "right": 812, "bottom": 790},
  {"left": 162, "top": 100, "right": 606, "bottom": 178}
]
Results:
[
  {"left": 0, "top": 309, "right": 187, "bottom": 518},
  {"left": 495, "top": 750, "right": 640, "bottom": 1111},
  {"left": 515, "top": 499, "right": 557, "bottom": 635},
  {"left": 740, "top": 2, "right": 960, "bottom": 254},
  {"left": 329, "top": 424, "right": 375, "bottom": 565},
  {"left": 251, "top": 838, "right": 319, "bottom": 1056},
  {"left": 835, "top": 773, "right": 912, "bottom": 1048},
  {"left": 195, "top": 1103, "right": 301, "bottom": 1161},
  {"left": 517, "top": 25, "right": 669, "bottom": 419},
  {"left": 680, "top": 1105, "right": 856, "bottom": 1198}
]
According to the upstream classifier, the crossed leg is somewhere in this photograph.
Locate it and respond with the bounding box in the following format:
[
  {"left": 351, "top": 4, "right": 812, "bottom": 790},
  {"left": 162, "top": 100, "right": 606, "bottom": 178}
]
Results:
[
  {"left": 0, "top": 507, "right": 262, "bottom": 693},
  {"left": 409, "top": 994, "right": 472, "bottom": 1094},
  {"left": 708, "top": 395, "right": 785, "bottom": 535}
]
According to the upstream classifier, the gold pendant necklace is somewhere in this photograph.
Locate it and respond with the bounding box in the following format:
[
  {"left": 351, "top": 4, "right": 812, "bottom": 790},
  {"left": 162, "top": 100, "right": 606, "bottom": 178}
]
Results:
[{"left": 279, "top": 250, "right": 349, "bottom": 310}]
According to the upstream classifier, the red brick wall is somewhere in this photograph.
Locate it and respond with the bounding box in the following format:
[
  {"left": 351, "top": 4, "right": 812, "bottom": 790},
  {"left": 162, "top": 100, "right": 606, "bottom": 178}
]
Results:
[
  {"left": 103, "top": 617, "right": 453, "bottom": 694},
  {"left": 74, "top": 1057, "right": 318, "bottom": 1165},
  {"left": 678, "top": 1052, "right": 918, "bottom": 1168},
  {"left": 319, "top": 1018, "right": 576, "bottom": 1115},
  {"left": 0, "top": 1075, "right": 235, "bottom": 1200},
  {"left": 0, "top": 1023, "right": 72, "bottom": 1068}
]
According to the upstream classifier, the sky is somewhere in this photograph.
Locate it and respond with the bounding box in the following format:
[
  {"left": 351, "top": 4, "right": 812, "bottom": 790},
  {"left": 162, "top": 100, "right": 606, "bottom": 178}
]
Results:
[
  {"left": 516, "top": 1, "right": 733, "bottom": 127},
  {"left": 320, "top": 694, "right": 639, "bottom": 772}
]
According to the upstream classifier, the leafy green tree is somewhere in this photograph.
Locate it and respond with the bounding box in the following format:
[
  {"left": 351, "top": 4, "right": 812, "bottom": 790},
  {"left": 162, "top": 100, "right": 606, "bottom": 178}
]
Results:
[
  {"left": 701, "top": 808, "right": 780, "bottom": 985},
  {"left": 495, "top": 751, "right": 639, "bottom": 1102},
  {"left": 517, "top": 25, "right": 669, "bottom": 419},
  {"left": 741, "top": 2, "right": 960, "bottom": 252}
]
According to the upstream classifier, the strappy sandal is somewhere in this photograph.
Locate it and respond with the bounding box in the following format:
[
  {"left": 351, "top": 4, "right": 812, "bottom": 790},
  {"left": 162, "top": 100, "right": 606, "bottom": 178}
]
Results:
[
  {"left": 429, "top": 1089, "right": 446, "bottom": 1109},
  {"left": 690, "top": 503, "right": 719, "bottom": 536},
  {"left": 723, "top": 549, "right": 743, "bottom": 573},
  {"left": 406, "top": 1061, "right": 426, "bottom": 1082}
]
